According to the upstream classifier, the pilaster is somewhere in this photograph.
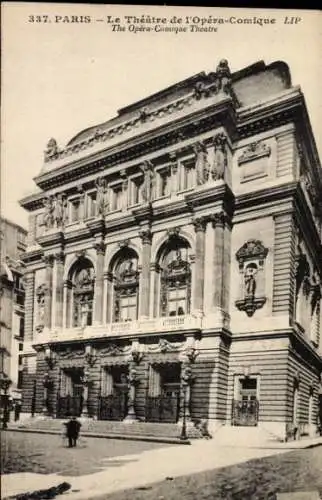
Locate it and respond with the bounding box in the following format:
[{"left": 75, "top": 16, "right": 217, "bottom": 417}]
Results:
[
  {"left": 192, "top": 216, "right": 208, "bottom": 315},
  {"left": 139, "top": 229, "right": 152, "bottom": 318},
  {"left": 93, "top": 241, "right": 106, "bottom": 324}
]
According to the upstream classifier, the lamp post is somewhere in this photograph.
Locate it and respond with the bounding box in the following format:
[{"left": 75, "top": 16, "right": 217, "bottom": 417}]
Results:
[
  {"left": 1, "top": 378, "right": 12, "bottom": 429},
  {"left": 180, "top": 381, "right": 188, "bottom": 441}
]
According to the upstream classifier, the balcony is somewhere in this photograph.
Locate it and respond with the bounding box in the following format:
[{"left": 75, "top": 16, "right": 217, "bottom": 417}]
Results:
[{"left": 36, "top": 314, "right": 202, "bottom": 344}]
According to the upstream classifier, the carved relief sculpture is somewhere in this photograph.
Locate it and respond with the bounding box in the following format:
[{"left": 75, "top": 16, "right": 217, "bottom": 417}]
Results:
[{"left": 235, "top": 239, "right": 269, "bottom": 317}]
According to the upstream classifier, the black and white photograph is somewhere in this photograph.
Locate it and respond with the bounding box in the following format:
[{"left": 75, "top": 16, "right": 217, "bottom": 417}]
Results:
[{"left": 1, "top": 3, "right": 322, "bottom": 499}]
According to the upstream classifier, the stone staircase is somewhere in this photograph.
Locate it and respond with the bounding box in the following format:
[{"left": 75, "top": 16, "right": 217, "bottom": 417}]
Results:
[{"left": 9, "top": 417, "right": 203, "bottom": 442}]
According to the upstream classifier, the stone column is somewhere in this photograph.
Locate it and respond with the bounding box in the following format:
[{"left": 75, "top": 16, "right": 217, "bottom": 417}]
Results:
[
  {"left": 192, "top": 217, "right": 207, "bottom": 316},
  {"left": 139, "top": 230, "right": 152, "bottom": 318},
  {"left": 94, "top": 242, "right": 106, "bottom": 324},
  {"left": 54, "top": 252, "right": 65, "bottom": 329},
  {"left": 211, "top": 213, "right": 225, "bottom": 313},
  {"left": 43, "top": 255, "right": 54, "bottom": 330}
]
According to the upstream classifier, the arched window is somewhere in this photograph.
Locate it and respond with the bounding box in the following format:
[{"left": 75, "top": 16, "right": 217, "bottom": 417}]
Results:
[
  {"left": 159, "top": 239, "right": 191, "bottom": 317},
  {"left": 112, "top": 249, "right": 139, "bottom": 322},
  {"left": 70, "top": 259, "right": 95, "bottom": 327}
]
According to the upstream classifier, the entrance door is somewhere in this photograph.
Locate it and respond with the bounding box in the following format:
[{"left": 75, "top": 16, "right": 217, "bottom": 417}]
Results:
[
  {"left": 98, "top": 366, "right": 128, "bottom": 421},
  {"left": 146, "top": 364, "right": 181, "bottom": 423},
  {"left": 57, "top": 368, "right": 84, "bottom": 418},
  {"left": 232, "top": 377, "right": 259, "bottom": 426}
]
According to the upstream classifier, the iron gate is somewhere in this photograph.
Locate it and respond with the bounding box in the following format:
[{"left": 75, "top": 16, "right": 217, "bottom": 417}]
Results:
[
  {"left": 232, "top": 399, "right": 259, "bottom": 426},
  {"left": 146, "top": 395, "right": 180, "bottom": 423},
  {"left": 56, "top": 396, "right": 83, "bottom": 418},
  {"left": 98, "top": 393, "right": 128, "bottom": 421}
]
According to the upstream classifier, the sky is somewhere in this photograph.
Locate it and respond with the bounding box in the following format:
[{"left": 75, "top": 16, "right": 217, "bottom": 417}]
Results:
[{"left": 1, "top": 4, "right": 322, "bottom": 229}]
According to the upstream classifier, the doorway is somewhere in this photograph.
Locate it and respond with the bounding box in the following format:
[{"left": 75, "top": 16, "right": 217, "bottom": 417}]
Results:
[
  {"left": 57, "top": 368, "right": 84, "bottom": 418},
  {"left": 146, "top": 363, "right": 181, "bottom": 423},
  {"left": 232, "top": 377, "right": 259, "bottom": 426}
]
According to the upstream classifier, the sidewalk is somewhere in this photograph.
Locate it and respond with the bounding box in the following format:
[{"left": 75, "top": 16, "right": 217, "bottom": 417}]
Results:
[{"left": 2, "top": 436, "right": 322, "bottom": 500}]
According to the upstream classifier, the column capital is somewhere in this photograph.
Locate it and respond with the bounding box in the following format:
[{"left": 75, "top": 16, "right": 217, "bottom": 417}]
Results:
[
  {"left": 139, "top": 229, "right": 152, "bottom": 244},
  {"left": 192, "top": 216, "right": 208, "bottom": 233},
  {"left": 42, "top": 254, "right": 55, "bottom": 267},
  {"left": 211, "top": 132, "right": 228, "bottom": 149},
  {"left": 94, "top": 241, "right": 106, "bottom": 255},
  {"left": 54, "top": 251, "right": 65, "bottom": 264},
  {"left": 150, "top": 262, "right": 161, "bottom": 272},
  {"left": 193, "top": 141, "right": 207, "bottom": 155},
  {"left": 211, "top": 212, "right": 231, "bottom": 229}
]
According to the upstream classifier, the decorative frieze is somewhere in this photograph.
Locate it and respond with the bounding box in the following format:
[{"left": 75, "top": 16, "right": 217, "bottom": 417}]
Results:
[{"left": 238, "top": 141, "right": 271, "bottom": 166}]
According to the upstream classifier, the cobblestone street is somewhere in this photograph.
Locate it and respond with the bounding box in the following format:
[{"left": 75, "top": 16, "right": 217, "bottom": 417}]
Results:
[{"left": 1, "top": 430, "right": 173, "bottom": 477}]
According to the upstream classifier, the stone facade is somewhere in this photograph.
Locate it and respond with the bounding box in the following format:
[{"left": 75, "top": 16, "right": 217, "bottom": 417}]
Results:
[
  {"left": 0, "top": 217, "right": 27, "bottom": 409},
  {"left": 19, "top": 59, "right": 322, "bottom": 439}
]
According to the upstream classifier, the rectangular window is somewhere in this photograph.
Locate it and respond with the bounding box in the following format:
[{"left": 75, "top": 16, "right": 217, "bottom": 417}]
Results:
[
  {"left": 130, "top": 177, "right": 143, "bottom": 206},
  {"left": 17, "top": 369, "right": 23, "bottom": 389},
  {"left": 168, "top": 287, "right": 187, "bottom": 316},
  {"left": 180, "top": 158, "right": 195, "bottom": 191},
  {"left": 69, "top": 198, "right": 80, "bottom": 222},
  {"left": 111, "top": 185, "right": 123, "bottom": 211},
  {"left": 19, "top": 318, "right": 24, "bottom": 338},
  {"left": 119, "top": 295, "right": 137, "bottom": 321},
  {"left": 86, "top": 192, "right": 97, "bottom": 218},
  {"left": 158, "top": 168, "right": 170, "bottom": 198}
]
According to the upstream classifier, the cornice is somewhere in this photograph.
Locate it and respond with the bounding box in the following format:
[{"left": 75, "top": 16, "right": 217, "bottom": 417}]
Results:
[
  {"left": 235, "top": 181, "right": 298, "bottom": 212},
  {"left": 29, "top": 99, "right": 238, "bottom": 194},
  {"left": 186, "top": 182, "right": 235, "bottom": 217}
]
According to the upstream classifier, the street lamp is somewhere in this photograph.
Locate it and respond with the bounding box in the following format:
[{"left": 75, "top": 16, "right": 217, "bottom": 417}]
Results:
[
  {"left": 1, "top": 378, "right": 12, "bottom": 429},
  {"left": 180, "top": 381, "right": 188, "bottom": 441}
]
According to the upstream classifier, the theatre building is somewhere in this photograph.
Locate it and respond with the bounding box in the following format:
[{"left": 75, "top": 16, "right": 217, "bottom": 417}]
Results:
[{"left": 19, "top": 59, "right": 322, "bottom": 439}]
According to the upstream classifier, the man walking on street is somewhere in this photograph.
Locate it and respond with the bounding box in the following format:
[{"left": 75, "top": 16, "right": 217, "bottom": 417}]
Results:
[{"left": 64, "top": 416, "right": 82, "bottom": 448}]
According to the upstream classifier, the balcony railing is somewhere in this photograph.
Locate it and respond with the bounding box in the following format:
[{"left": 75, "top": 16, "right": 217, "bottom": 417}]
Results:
[{"left": 36, "top": 314, "right": 202, "bottom": 344}]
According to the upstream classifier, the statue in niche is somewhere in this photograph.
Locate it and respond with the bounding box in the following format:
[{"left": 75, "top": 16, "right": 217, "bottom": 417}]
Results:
[
  {"left": 43, "top": 196, "right": 54, "bottom": 229},
  {"left": 53, "top": 193, "right": 65, "bottom": 228},
  {"left": 96, "top": 178, "right": 108, "bottom": 216},
  {"left": 211, "top": 135, "right": 227, "bottom": 181},
  {"left": 244, "top": 263, "right": 258, "bottom": 298},
  {"left": 193, "top": 143, "right": 209, "bottom": 185},
  {"left": 141, "top": 162, "right": 154, "bottom": 202}
]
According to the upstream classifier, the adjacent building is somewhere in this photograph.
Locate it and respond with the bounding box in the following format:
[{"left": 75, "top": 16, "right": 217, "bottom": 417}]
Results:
[
  {"left": 0, "top": 217, "right": 27, "bottom": 413},
  {"left": 19, "top": 59, "right": 322, "bottom": 439}
]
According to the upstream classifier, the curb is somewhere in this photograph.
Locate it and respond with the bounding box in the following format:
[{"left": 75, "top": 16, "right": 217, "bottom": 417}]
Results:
[{"left": 3, "top": 427, "right": 191, "bottom": 445}]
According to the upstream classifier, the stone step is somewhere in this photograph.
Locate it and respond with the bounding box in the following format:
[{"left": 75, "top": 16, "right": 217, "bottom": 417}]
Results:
[{"left": 13, "top": 417, "right": 204, "bottom": 439}]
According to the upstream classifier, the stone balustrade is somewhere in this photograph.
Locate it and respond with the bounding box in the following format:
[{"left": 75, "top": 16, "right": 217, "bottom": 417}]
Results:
[{"left": 34, "top": 314, "right": 203, "bottom": 345}]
